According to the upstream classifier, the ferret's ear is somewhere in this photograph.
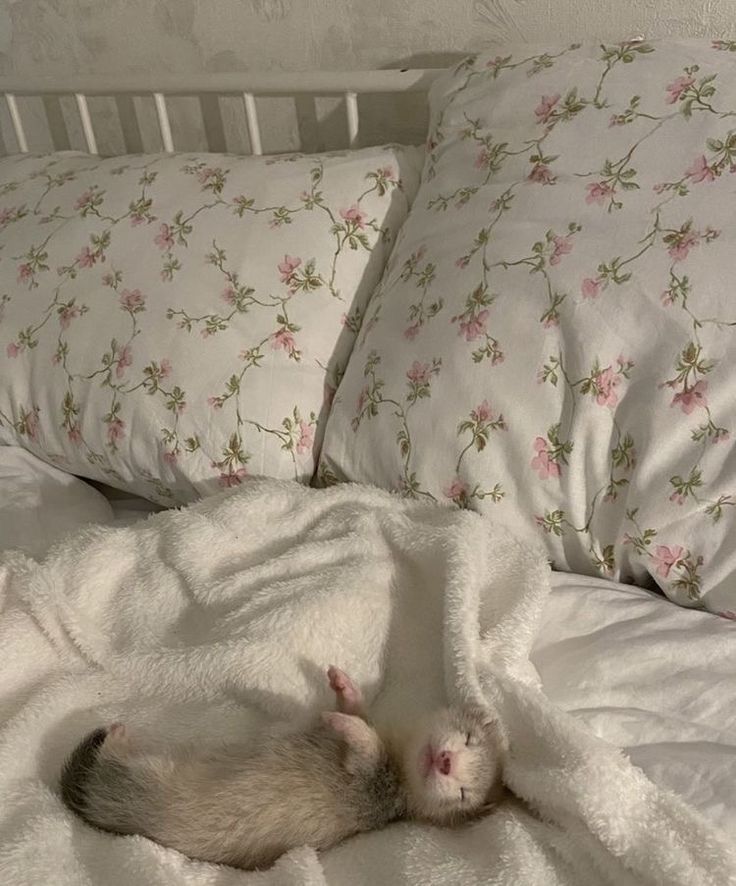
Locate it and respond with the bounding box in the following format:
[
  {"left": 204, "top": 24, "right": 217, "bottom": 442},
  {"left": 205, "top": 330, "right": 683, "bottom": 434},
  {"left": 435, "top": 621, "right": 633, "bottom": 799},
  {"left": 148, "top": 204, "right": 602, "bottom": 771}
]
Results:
[{"left": 321, "top": 712, "right": 382, "bottom": 772}]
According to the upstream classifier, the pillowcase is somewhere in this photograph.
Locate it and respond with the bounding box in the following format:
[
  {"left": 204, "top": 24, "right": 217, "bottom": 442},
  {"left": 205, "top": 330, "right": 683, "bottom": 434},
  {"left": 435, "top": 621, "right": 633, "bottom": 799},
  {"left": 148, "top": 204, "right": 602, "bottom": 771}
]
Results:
[
  {"left": 318, "top": 39, "right": 736, "bottom": 615},
  {"left": 0, "top": 146, "right": 421, "bottom": 503}
]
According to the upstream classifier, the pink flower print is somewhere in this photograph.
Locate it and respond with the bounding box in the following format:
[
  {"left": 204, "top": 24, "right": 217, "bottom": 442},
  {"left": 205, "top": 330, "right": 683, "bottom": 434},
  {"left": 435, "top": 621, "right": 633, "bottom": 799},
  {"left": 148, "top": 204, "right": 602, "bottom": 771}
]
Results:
[
  {"left": 543, "top": 313, "right": 559, "bottom": 329},
  {"left": 534, "top": 93, "right": 561, "bottom": 124},
  {"left": 406, "top": 361, "right": 431, "bottom": 385},
  {"left": 159, "top": 358, "right": 172, "bottom": 379},
  {"left": 107, "top": 418, "right": 125, "bottom": 444},
  {"left": 581, "top": 277, "right": 603, "bottom": 300},
  {"left": 443, "top": 478, "right": 468, "bottom": 502},
  {"left": 485, "top": 56, "right": 505, "bottom": 70},
  {"left": 221, "top": 285, "right": 238, "bottom": 305},
  {"left": 17, "top": 263, "right": 33, "bottom": 284},
  {"left": 474, "top": 148, "right": 490, "bottom": 170},
  {"left": 652, "top": 544, "right": 684, "bottom": 578},
  {"left": 528, "top": 164, "right": 556, "bottom": 185},
  {"left": 154, "top": 223, "right": 174, "bottom": 251},
  {"left": 24, "top": 410, "right": 39, "bottom": 442},
  {"left": 356, "top": 386, "right": 370, "bottom": 414},
  {"left": 278, "top": 255, "right": 302, "bottom": 285},
  {"left": 609, "top": 113, "right": 626, "bottom": 127},
  {"left": 718, "top": 610, "right": 736, "bottom": 620},
  {"left": 403, "top": 323, "right": 421, "bottom": 341},
  {"left": 665, "top": 75, "right": 695, "bottom": 104},
  {"left": 0, "top": 207, "right": 12, "bottom": 226},
  {"left": 116, "top": 345, "right": 133, "bottom": 379},
  {"left": 197, "top": 167, "right": 216, "bottom": 184},
  {"left": 102, "top": 272, "right": 116, "bottom": 287},
  {"left": 51, "top": 352, "right": 61, "bottom": 366},
  {"left": 76, "top": 246, "right": 96, "bottom": 268},
  {"left": 271, "top": 328, "right": 297, "bottom": 356},
  {"left": 218, "top": 467, "right": 247, "bottom": 488},
  {"left": 595, "top": 367, "right": 621, "bottom": 408},
  {"left": 162, "top": 450, "right": 178, "bottom": 466},
  {"left": 296, "top": 420, "right": 314, "bottom": 455},
  {"left": 685, "top": 155, "right": 716, "bottom": 184},
  {"left": 473, "top": 400, "right": 493, "bottom": 422},
  {"left": 458, "top": 309, "right": 489, "bottom": 342},
  {"left": 671, "top": 379, "right": 708, "bottom": 414},
  {"left": 669, "top": 491, "right": 686, "bottom": 505},
  {"left": 340, "top": 206, "right": 367, "bottom": 229},
  {"left": 380, "top": 165, "right": 396, "bottom": 181},
  {"left": 207, "top": 396, "right": 223, "bottom": 410},
  {"left": 549, "top": 235, "right": 573, "bottom": 266},
  {"left": 67, "top": 424, "right": 82, "bottom": 445},
  {"left": 714, "top": 428, "right": 731, "bottom": 444},
  {"left": 74, "top": 189, "right": 95, "bottom": 211},
  {"left": 668, "top": 230, "right": 700, "bottom": 262},
  {"left": 585, "top": 181, "right": 615, "bottom": 205},
  {"left": 6, "top": 341, "right": 22, "bottom": 358},
  {"left": 59, "top": 305, "right": 81, "bottom": 330},
  {"left": 531, "top": 437, "right": 561, "bottom": 480},
  {"left": 455, "top": 256, "right": 470, "bottom": 269},
  {"left": 119, "top": 288, "right": 146, "bottom": 312}
]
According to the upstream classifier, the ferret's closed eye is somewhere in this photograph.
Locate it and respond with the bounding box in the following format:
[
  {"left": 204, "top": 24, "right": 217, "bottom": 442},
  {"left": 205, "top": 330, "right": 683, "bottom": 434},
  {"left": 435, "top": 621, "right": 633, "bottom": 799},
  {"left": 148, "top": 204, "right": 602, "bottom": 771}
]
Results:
[
  {"left": 460, "top": 787, "right": 467, "bottom": 802},
  {"left": 465, "top": 732, "right": 472, "bottom": 746}
]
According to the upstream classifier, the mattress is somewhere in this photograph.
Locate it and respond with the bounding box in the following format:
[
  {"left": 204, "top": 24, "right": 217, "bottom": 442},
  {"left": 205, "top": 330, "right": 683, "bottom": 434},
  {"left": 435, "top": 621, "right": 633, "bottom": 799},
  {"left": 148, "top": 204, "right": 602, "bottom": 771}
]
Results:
[{"left": 1, "top": 444, "right": 734, "bottom": 837}]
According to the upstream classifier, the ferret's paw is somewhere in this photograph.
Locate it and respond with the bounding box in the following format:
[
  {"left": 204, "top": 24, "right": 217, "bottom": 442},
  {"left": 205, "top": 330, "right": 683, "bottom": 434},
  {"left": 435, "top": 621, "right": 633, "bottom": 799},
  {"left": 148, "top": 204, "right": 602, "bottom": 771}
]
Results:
[
  {"left": 327, "top": 666, "right": 362, "bottom": 713},
  {"left": 104, "top": 722, "right": 131, "bottom": 752}
]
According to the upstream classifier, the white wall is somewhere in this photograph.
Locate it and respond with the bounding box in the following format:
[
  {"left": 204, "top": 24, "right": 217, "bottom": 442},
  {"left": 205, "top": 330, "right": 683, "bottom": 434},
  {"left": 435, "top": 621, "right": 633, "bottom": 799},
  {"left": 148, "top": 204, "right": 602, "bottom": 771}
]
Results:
[{"left": 1, "top": 0, "right": 733, "bottom": 154}]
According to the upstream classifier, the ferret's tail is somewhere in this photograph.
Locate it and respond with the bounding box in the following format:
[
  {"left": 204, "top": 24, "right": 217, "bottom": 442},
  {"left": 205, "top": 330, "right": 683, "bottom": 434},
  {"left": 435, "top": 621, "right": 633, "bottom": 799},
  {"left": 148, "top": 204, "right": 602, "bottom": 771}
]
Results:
[{"left": 59, "top": 727, "right": 109, "bottom": 818}]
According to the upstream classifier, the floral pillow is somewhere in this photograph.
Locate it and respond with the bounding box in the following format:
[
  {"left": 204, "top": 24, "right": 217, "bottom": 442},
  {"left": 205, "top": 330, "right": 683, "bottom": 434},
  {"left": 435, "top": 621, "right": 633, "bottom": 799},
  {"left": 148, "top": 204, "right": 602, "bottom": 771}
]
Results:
[
  {"left": 0, "top": 146, "right": 421, "bottom": 503},
  {"left": 318, "top": 40, "right": 736, "bottom": 615}
]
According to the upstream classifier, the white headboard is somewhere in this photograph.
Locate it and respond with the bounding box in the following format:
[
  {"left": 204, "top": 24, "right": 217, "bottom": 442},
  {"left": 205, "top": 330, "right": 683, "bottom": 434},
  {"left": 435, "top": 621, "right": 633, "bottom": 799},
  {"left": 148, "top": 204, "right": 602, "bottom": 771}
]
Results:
[{"left": 0, "top": 70, "right": 443, "bottom": 158}]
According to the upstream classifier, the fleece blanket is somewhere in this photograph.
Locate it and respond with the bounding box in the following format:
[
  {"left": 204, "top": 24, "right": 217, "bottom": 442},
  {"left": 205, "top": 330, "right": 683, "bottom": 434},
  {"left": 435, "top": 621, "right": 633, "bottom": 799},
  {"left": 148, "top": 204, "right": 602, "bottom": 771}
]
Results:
[{"left": 0, "top": 479, "right": 733, "bottom": 886}]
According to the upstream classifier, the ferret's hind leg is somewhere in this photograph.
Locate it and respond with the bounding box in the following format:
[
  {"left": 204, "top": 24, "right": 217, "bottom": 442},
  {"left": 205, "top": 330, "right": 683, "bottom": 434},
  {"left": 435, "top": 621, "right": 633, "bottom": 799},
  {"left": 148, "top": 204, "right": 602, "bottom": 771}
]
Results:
[
  {"left": 103, "top": 722, "right": 133, "bottom": 757},
  {"left": 327, "top": 666, "right": 365, "bottom": 717}
]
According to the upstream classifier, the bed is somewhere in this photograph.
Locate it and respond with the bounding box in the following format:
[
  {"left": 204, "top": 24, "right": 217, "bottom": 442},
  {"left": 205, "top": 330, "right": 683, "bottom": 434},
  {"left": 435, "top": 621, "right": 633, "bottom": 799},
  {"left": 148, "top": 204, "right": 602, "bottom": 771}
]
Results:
[{"left": 1, "top": 39, "right": 735, "bottom": 885}]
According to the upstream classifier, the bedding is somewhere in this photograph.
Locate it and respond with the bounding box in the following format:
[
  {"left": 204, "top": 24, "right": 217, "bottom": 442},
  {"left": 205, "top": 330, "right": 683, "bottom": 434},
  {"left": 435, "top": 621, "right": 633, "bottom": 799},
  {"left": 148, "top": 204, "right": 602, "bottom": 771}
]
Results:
[
  {"left": 0, "top": 479, "right": 733, "bottom": 886},
  {"left": 0, "top": 444, "right": 114, "bottom": 558},
  {"left": 0, "top": 145, "right": 422, "bottom": 504},
  {"left": 318, "top": 39, "right": 736, "bottom": 615}
]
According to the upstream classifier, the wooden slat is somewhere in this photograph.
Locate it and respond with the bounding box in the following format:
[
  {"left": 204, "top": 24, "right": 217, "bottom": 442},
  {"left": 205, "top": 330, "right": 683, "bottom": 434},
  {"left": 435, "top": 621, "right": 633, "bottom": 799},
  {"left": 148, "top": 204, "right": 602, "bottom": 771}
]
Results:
[
  {"left": 153, "top": 92, "right": 175, "bottom": 153},
  {"left": 243, "top": 92, "right": 262, "bottom": 156},
  {"left": 74, "top": 93, "right": 98, "bottom": 154},
  {"left": 5, "top": 93, "right": 29, "bottom": 153},
  {"left": 345, "top": 91, "right": 359, "bottom": 148},
  {"left": 0, "top": 69, "right": 440, "bottom": 97}
]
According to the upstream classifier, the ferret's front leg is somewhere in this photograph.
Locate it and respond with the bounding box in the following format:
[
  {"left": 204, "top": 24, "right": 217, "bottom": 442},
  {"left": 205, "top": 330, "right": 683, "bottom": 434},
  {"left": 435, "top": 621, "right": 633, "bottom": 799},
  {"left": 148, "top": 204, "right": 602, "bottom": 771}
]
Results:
[{"left": 327, "top": 666, "right": 366, "bottom": 718}]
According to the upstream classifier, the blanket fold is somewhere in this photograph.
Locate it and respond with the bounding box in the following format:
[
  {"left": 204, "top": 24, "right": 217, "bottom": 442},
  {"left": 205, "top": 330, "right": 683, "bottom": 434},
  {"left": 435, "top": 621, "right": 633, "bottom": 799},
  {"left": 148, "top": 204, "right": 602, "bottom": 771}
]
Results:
[{"left": 0, "top": 479, "right": 733, "bottom": 886}]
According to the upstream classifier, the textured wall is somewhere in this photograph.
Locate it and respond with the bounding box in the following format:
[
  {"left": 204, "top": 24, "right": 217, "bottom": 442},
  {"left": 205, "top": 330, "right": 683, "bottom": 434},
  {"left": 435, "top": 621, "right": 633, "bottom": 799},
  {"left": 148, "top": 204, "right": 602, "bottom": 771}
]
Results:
[{"left": 0, "top": 0, "right": 732, "bottom": 154}]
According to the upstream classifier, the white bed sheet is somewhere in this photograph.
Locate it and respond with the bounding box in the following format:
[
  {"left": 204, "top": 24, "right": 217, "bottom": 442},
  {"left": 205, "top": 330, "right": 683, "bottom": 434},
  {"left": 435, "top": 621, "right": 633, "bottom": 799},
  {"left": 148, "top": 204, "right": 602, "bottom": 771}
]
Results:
[
  {"left": 0, "top": 446, "right": 115, "bottom": 558},
  {"left": 534, "top": 574, "right": 736, "bottom": 834},
  {"left": 2, "top": 444, "right": 733, "bottom": 837}
]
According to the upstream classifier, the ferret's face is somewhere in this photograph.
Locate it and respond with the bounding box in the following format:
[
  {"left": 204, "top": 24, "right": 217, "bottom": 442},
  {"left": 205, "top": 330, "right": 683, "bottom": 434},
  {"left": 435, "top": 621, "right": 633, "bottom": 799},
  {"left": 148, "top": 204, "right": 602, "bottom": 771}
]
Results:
[{"left": 401, "top": 706, "right": 503, "bottom": 825}]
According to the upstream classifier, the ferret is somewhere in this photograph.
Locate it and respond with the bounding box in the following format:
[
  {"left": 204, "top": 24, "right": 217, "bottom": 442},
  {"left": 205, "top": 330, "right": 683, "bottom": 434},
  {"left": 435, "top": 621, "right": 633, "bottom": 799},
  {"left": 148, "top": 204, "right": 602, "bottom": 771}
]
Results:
[{"left": 59, "top": 667, "right": 504, "bottom": 870}]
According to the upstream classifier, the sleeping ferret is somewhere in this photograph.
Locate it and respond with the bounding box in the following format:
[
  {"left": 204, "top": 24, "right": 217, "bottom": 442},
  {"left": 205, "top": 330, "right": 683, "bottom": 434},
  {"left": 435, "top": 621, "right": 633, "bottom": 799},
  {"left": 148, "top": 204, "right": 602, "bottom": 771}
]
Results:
[{"left": 59, "top": 667, "right": 504, "bottom": 870}]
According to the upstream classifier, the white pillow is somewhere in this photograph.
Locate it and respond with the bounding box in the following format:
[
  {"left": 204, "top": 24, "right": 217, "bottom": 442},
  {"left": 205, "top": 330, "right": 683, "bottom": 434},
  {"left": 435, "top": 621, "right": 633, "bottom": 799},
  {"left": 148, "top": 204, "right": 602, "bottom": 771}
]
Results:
[
  {"left": 0, "top": 147, "right": 422, "bottom": 503},
  {"left": 319, "top": 40, "right": 736, "bottom": 615},
  {"left": 0, "top": 446, "right": 114, "bottom": 558}
]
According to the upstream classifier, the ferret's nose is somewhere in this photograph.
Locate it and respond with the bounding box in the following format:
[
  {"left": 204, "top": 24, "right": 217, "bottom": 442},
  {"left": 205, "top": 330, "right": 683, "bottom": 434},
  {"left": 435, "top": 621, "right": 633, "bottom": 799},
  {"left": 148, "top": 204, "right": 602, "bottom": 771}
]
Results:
[{"left": 435, "top": 750, "right": 454, "bottom": 776}]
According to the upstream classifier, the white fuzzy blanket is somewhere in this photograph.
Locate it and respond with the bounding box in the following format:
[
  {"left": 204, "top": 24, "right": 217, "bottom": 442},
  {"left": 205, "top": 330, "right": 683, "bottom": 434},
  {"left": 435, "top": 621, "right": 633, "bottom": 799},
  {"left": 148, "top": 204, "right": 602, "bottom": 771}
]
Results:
[{"left": 0, "top": 479, "right": 733, "bottom": 886}]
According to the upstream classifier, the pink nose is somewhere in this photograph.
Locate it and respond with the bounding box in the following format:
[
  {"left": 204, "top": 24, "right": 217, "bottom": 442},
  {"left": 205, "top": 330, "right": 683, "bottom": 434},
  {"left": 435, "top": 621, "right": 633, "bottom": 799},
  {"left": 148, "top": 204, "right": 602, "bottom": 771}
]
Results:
[{"left": 435, "top": 750, "right": 453, "bottom": 776}]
